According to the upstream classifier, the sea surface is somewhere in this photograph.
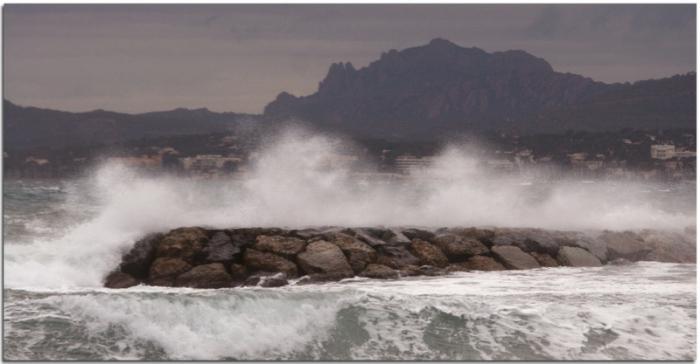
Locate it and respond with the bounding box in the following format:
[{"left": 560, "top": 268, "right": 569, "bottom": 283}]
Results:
[{"left": 2, "top": 175, "right": 697, "bottom": 360}]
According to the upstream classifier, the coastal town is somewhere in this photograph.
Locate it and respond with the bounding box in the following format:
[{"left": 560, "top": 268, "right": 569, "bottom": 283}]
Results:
[{"left": 5, "top": 128, "right": 696, "bottom": 181}]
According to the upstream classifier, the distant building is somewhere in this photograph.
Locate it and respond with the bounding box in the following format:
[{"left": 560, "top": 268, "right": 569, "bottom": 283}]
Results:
[
  {"left": 394, "top": 154, "right": 434, "bottom": 174},
  {"left": 650, "top": 145, "right": 675, "bottom": 160}
]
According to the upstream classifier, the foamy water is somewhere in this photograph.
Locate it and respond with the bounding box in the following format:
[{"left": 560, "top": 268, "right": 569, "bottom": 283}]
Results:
[
  {"left": 3, "top": 130, "right": 697, "bottom": 360},
  {"left": 4, "top": 263, "right": 696, "bottom": 360}
]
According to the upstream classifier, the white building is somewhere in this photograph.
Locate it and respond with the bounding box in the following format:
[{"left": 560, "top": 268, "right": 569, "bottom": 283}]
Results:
[{"left": 650, "top": 145, "right": 675, "bottom": 160}]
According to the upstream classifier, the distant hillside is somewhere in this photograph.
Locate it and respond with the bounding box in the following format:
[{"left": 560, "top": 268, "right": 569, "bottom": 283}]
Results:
[
  {"left": 264, "top": 38, "right": 695, "bottom": 139},
  {"left": 4, "top": 101, "right": 256, "bottom": 150}
]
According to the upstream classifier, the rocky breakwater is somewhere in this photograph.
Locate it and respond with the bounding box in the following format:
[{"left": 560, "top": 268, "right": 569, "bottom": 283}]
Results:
[{"left": 104, "top": 226, "right": 696, "bottom": 289}]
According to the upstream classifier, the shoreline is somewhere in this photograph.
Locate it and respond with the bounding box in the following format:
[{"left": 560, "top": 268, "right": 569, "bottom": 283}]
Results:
[{"left": 104, "top": 226, "right": 696, "bottom": 289}]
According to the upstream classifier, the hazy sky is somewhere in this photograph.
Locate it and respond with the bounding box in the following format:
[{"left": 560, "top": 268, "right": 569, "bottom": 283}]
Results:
[{"left": 4, "top": 4, "right": 696, "bottom": 114}]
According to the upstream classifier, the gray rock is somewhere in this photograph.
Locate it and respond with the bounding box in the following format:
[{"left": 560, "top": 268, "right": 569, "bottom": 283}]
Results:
[
  {"left": 600, "top": 231, "right": 651, "bottom": 261},
  {"left": 491, "top": 245, "right": 540, "bottom": 270},
  {"left": 343, "top": 228, "right": 387, "bottom": 247},
  {"left": 120, "top": 233, "right": 162, "bottom": 279},
  {"left": 557, "top": 246, "right": 602, "bottom": 267},
  {"left": 204, "top": 231, "right": 239, "bottom": 262},
  {"left": 402, "top": 228, "right": 436, "bottom": 241},
  {"left": 297, "top": 240, "right": 354, "bottom": 277},
  {"left": 376, "top": 245, "right": 421, "bottom": 269}
]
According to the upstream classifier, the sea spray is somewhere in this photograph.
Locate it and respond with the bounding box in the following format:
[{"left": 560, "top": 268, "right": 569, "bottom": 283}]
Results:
[{"left": 3, "top": 128, "right": 696, "bottom": 289}]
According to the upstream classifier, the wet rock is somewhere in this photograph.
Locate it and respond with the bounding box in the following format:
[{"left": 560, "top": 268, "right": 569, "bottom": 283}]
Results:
[
  {"left": 608, "top": 258, "right": 632, "bottom": 265},
  {"left": 104, "top": 271, "right": 139, "bottom": 289},
  {"left": 638, "top": 230, "right": 696, "bottom": 263},
  {"left": 228, "top": 228, "right": 282, "bottom": 249},
  {"left": 120, "top": 233, "right": 162, "bottom": 279},
  {"left": 600, "top": 231, "right": 651, "bottom": 261},
  {"left": 492, "top": 228, "right": 560, "bottom": 254},
  {"left": 204, "top": 231, "right": 239, "bottom": 262},
  {"left": 447, "top": 256, "right": 506, "bottom": 272},
  {"left": 491, "top": 245, "right": 540, "bottom": 270},
  {"left": 243, "top": 249, "right": 298, "bottom": 277},
  {"left": 557, "top": 246, "right": 602, "bottom": 267},
  {"left": 175, "top": 263, "right": 232, "bottom": 288},
  {"left": 447, "top": 227, "right": 496, "bottom": 245},
  {"left": 402, "top": 265, "right": 445, "bottom": 276},
  {"left": 156, "top": 227, "right": 208, "bottom": 262},
  {"left": 382, "top": 228, "right": 412, "bottom": 245},
  {"left": 376, "top": 245, "right": 421, "bottom": 269},
  {"left": 530, "top": 252, "right": 559, "bottom": 267},
  {"left": 431, "top": 234, "right": 489, "bottom": 261},
  {"left": 360, "top": 264, "right": 400, "bottom": 279},
  {"left": 299, "top": 272, "right": 353, "bottom": 284},
  {"left": 567, "top": 233, "right": 609, "bottom": 263},
  {"left": 402, "top": 228, "right": 436, "bottom": 241},
  {"left": 326, "top": 232, "right": 377, "bottom": 274},
  {"left": 409, "top": 239, "right": 449, "bottom": 267},
  {"left": 343, "top": 228, "right": 387, "bottom": 247},
  {"left": 149, "top": 257, "right": 192, "bottom": 286},
  {"left": 291, "top": 228, "right": 323, "bottom": 240},
  {"left": 254, "top": 235, "right": 306, "bottom": 256},
  {"left": 229, "top": 263, "right": 248, "bottom": 280},
  {"left": 297, "top": 240, "right": 354, "bottom": 277},
  {"left": 260, "top": 273, "right": 289, "bottom": 287}
]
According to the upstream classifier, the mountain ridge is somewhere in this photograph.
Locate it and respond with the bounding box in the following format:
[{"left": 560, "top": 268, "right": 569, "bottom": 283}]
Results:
[{"left": 263, "top": 38, "right": 695, "bottom": 139}]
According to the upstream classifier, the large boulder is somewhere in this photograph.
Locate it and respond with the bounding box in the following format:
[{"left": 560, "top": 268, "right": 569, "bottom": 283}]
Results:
[
  {"left": 382, "top": 228, "right": 412, "bottom": 245},
  {"left": 402, "top": 228, "right": 436, "bottom": 241},
  {"left": 156, "top": 227, "right": 208, "bottom": 262},
  {"left": 557, "top": 246, "right": 602, "bottom": 267},
  {"left": 492, "top": 228, "right": 561, "bottom": 254},
  {"left": 243, "top": 249, "right": 298, "bottom": 277},
  {"left": 530, "top": 252, "right": 559, "bottom": 267},
  {"left": 431, "top": 234, "right": 489, "bottom": 261},
  {"left": 600, "top": 231, "right": 651, "bottom": 261},
  {"left": 376, "top": 245, "right": 421, "bottom": 269},
  {"left": 120, "top": 233, "right": 162, "bottom": 279},
  {"left": 409, "top": 239, "right": 449, "bottom": 267},
  {"left": 360, "top": 264, "right": 400, "bottom": 279},
  {"left": 446, "top": 227, "right": 495, "bottom": 245},
  {"left": 149, "top": 257, "right": 192, "bottom": 286},
  {"left": 326, "top": 232, "right": 377, "bottom": 274},
  {"left": 174, "top": 263, "right": 233, "bottom": 288},
  {"left": 638, "top": 230, "right": 696, "bottom": 263},
  {"left": 203, "top": 231, "right": 239, "bottom": 262},
  {"left": 104, "top": 271, "right": 139, "bottom": 289},
  {"left": 343, "top": 228, "right": 387, "bottom": 247},
  {"left": 227, "top": 228, "right": 282, "bottom": 249},
  {"left": 297, "top": 240, "right": 354, "bottom": 277},
  {"left": 448, "top": 255, "right": 506, "bottom": 272},
  {"left": 564, "top": 232, "right": 608, "bottom": 262},
  {"left": 491, "top": 245, "right": 540, "bottom": 270},
  {"left": 254, "top": 235, "right": 306, "bottom": 256}
]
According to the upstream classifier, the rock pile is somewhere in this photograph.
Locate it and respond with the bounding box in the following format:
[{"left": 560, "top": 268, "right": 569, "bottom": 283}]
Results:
[{"left": 104, "top": 226, "right": 696, "bottom": 289}]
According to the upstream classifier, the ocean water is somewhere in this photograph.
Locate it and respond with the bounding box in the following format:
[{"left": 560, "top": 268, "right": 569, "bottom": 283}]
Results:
[{"left": 2, "top": 140, "right": 697, "bottom": 360}]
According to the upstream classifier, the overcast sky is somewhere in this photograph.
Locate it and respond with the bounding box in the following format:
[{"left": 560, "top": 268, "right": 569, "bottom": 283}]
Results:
[{"left": 4, "top": 4, "right": 696, "bottom": 114}]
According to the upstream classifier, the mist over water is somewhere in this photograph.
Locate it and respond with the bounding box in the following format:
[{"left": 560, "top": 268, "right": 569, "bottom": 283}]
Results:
[{"left": 3, "top": 128, "right": 696, "bottom": 289}]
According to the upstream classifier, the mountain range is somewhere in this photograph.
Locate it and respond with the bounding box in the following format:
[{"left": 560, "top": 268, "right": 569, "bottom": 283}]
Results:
[{"left": 4, "top": 38, "right": 695, "bottom": 150}]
